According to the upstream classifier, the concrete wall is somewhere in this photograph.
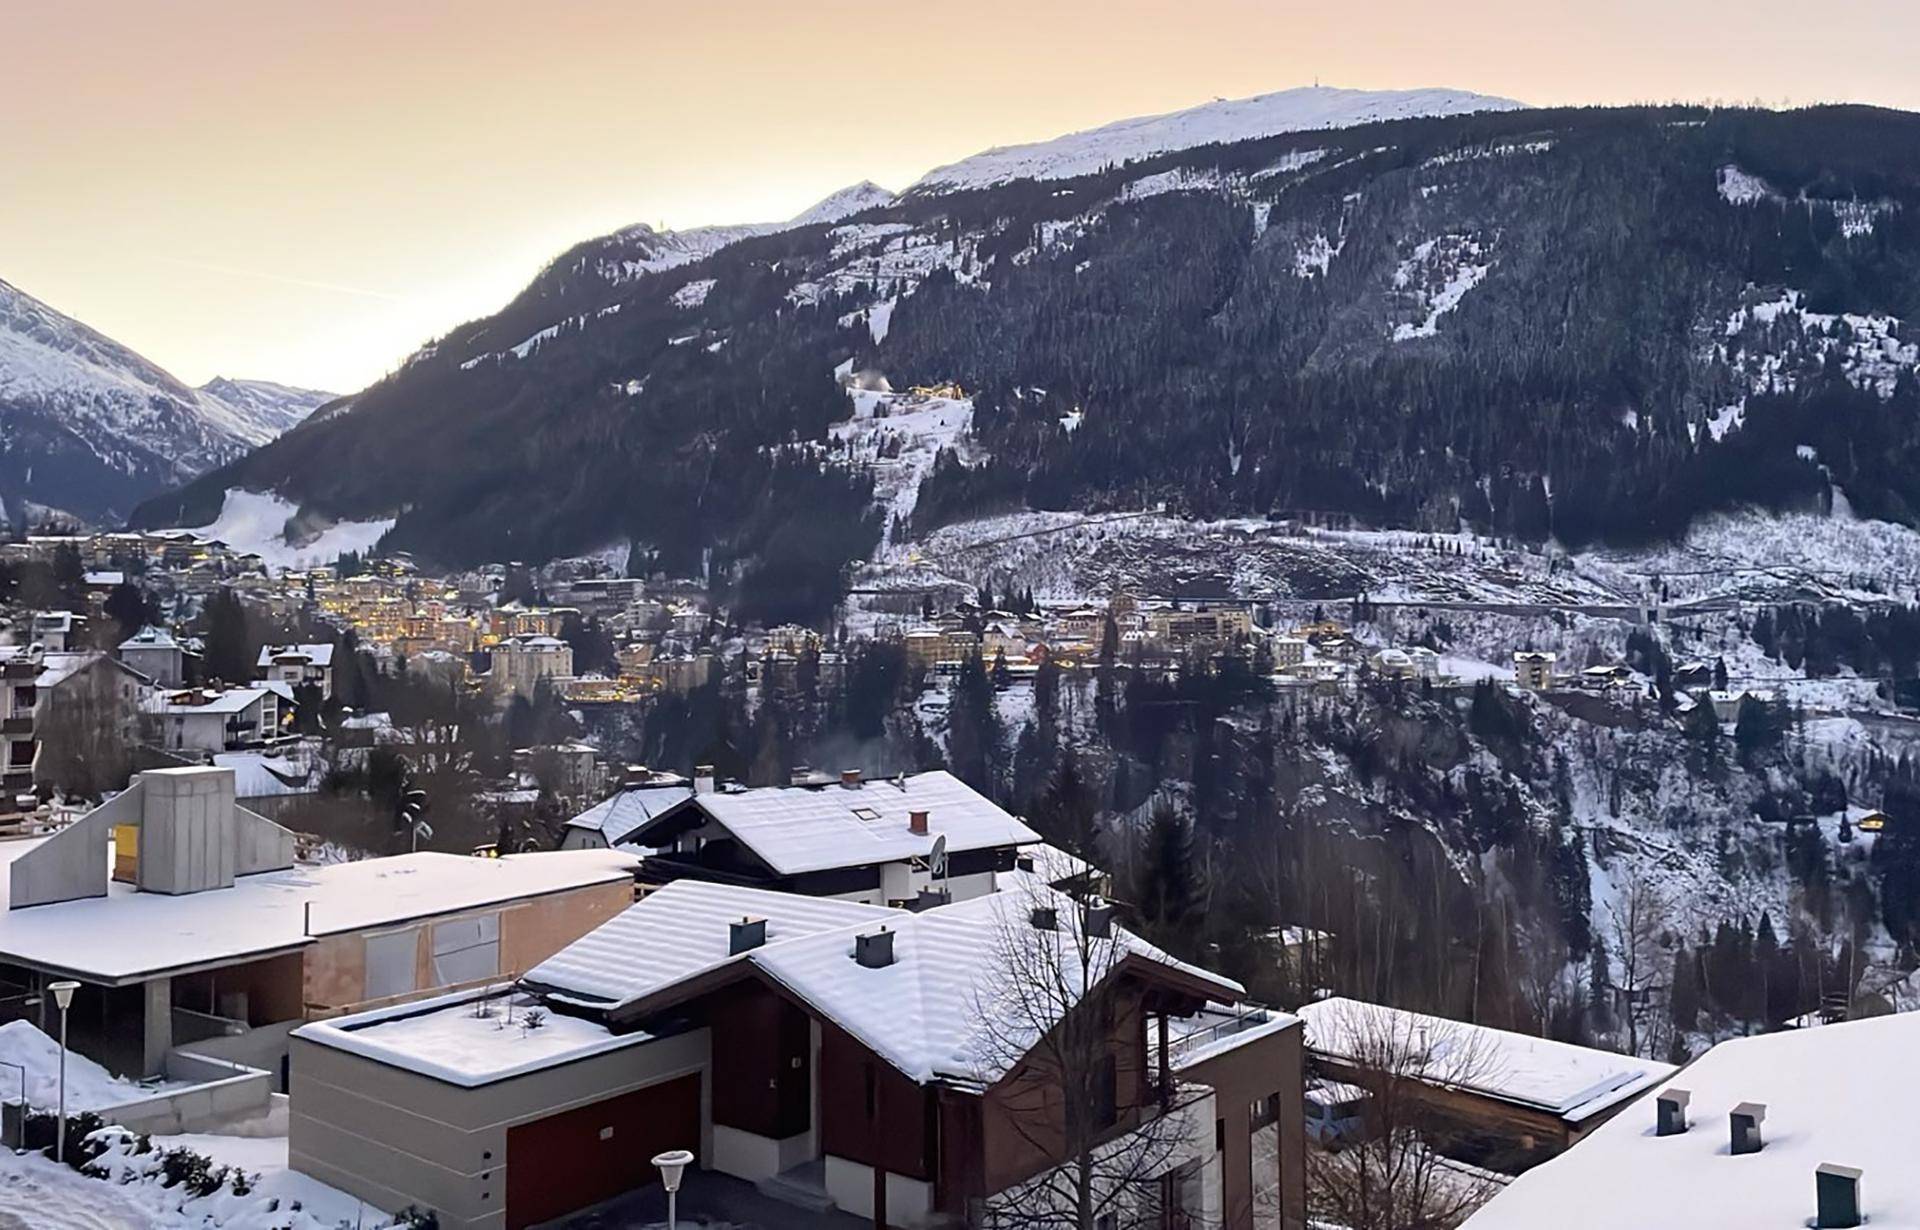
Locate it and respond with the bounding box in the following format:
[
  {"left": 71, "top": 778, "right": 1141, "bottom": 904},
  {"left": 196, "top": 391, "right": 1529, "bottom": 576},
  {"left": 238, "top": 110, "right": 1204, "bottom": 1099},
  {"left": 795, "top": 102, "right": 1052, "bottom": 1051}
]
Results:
[
  {"left": 289, "top": 1026, "right": 710, "bottom": 1230},
  {"left": 138, "top": 768, "right": 237, "bottom": 894},
  {"left": 89, "top": 1052, "right": 274, "bottom": 1136},
  {"left": 1179, "top": 1022, "right": 1307, "bottom": 1230},
  {"left": 8, "top": 788, "right": 136, "bottom": 908},
  {"left": 824, "top": 1154, "right": 937, "bottom": 1227}
]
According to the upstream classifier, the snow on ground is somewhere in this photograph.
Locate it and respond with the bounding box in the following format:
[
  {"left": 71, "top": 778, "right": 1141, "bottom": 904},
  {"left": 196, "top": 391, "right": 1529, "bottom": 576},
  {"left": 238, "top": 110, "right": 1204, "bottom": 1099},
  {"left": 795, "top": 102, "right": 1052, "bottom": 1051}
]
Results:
[
  {"left": 910, "top": 86, "right": 1524, "bottom": 192},
  {"left": 0, "top": 1129, "right": 396, "bottom": 1230},
  {"left": 1391, "top": 234, "right": 1491, "bottom": 341},
  {"left": 830, "top": 389, "right": 975, "bottom": 553},
  {"left": 186, "top": 489, "right": 395, "bottom": 574},
  {"left": 0, "top": 1021, "right": 181, "bottom": 1112}
]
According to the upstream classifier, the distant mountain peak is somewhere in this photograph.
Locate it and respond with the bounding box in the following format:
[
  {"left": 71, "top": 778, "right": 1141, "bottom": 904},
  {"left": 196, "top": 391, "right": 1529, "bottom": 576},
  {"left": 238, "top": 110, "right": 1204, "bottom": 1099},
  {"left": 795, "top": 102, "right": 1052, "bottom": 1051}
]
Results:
[
  {"left": 790, "top": 181, "right": 895, "bottom": 227},
  {"left": 909, "top": 84, "right": 1527, "bottom": 193}
]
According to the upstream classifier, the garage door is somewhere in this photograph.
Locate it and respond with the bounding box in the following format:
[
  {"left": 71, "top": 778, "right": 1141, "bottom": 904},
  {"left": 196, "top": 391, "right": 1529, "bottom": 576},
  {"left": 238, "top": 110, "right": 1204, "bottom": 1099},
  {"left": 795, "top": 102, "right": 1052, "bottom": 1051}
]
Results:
[{"left": 505, "top": 1072, "right": 701, "bottom": 1229}]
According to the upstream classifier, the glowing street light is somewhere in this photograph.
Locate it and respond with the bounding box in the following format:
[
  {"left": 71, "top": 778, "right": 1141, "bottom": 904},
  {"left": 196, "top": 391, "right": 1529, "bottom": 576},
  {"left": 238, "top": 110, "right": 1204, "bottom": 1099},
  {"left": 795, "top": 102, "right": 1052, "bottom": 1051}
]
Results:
[
  {"left": 651, "top": 1148, "right": 693, "bottom": 1230},
  {"left": 48, "top": 981, "right": 78, "bottom": 1164}
]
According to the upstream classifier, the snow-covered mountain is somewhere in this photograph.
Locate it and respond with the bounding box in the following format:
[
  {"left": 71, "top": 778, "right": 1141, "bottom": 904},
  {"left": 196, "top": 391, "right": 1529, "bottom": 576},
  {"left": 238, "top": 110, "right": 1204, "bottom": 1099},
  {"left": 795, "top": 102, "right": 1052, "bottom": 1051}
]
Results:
[
  {"left": 909, "top": 85, "right": 1526, "bottom": 193},
  {"left": 196, "top": 376, "right": 338, "bottom": 446},
  {"left": 0, "top": 278, "right": 330, "bottom": 525},
  {"left": 586, "top": 181, "right": 899, "bottom": 287}
]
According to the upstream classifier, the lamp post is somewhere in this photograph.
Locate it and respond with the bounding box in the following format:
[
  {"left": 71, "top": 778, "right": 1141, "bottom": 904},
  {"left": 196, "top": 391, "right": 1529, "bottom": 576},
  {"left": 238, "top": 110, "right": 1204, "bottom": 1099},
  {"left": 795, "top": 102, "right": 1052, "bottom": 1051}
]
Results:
[
  {"left": 0, "top": 1059, "right": 24, "bottom": 1151},
  {"left": 651, "top": 1148, "right": 693, "bottom": 1230},
  {"left": 48, "top": 981, "right": 78, "bottom": 1164}
]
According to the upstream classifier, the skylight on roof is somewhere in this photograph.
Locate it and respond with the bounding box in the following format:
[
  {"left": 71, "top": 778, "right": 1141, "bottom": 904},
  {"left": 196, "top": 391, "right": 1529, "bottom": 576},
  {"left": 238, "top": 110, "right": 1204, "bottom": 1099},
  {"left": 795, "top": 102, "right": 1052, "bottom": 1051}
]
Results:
[{"left": 850, "top": 806, "right": 882, "bottom": 822}]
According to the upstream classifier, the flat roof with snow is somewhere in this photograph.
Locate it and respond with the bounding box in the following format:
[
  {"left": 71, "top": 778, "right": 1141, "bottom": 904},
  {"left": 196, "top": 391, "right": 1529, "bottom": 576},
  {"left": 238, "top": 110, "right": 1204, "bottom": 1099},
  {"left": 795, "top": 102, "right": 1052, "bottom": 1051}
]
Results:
[
  {"left": 0, "top": 841, "right": 637, "bottom": 983},
  {"left": 1462, "top": 1012, "right": 1920, "bottom": 1229},
  {"left": 1299, "top": 997, "right": 1675, "bottom": 1124},
  {"left": 293, "top": 985, "right": 661, "bottom": 1088}
]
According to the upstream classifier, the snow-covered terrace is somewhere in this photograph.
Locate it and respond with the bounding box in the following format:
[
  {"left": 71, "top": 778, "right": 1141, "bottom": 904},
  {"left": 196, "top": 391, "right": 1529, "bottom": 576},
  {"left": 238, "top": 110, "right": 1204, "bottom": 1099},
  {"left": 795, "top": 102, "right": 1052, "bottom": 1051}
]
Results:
[
  {"left": 0, "top": 839, "right": 638, "bottom": 983},
  {"left": 292, "top": 984, "right": 658, "bottom": 1088}
]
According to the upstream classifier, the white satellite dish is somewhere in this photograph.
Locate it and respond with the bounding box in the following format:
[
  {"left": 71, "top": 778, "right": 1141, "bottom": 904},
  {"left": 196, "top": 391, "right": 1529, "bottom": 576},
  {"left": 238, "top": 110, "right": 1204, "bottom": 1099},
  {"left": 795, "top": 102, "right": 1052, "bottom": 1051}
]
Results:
[{"left": 928, "top": 833, "right": 948, "bottom": 880}]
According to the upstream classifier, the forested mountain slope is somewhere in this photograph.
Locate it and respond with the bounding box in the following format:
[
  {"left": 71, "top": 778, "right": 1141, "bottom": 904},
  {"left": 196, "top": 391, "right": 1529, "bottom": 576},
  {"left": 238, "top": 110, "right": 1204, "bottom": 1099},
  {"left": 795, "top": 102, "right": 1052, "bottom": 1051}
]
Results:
[{"left": 137, "top": 104, "right": 1920, "bottom": 618}]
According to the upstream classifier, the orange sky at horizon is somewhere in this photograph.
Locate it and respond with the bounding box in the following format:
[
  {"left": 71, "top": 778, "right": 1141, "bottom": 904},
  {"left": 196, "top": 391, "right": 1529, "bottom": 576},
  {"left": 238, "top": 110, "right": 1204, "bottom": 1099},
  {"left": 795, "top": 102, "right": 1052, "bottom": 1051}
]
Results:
[{"left": 7, "top": 0, "right": 1919, "bottom": 394}]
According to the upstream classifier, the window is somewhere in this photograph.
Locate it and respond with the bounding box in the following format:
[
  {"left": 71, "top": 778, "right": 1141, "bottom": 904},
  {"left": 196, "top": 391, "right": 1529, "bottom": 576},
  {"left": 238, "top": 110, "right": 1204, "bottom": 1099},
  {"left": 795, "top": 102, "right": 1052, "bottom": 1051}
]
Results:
[
  {"left": 1095, "top": 1053, "right": 1118, "bottom": 1129},
  {"left": 431, "top": 913, "right": 500, "bottom": 985},
  {"left": 1215, "top": 1117, "right": 1226, "bottom": 1154},
  {"left": 864, "top": 1063, "right": 879, "bottom": 1121},
  {"left": 364, "top": 928, "right": 420, "bottom": 1001}
]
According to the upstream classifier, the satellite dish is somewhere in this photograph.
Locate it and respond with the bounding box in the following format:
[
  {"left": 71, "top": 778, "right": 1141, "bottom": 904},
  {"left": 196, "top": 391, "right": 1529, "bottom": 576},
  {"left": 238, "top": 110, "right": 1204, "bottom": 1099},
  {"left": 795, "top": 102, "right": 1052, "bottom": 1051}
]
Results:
[{"left": 928, "top": 833, "right": 948, "bottom": 879}]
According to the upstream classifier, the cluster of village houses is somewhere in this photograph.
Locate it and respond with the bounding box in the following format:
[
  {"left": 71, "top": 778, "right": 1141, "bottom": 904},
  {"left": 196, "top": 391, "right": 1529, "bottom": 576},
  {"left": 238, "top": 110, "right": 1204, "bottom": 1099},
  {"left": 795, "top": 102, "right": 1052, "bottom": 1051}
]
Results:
[
  {"left": 0, "top": 532, "right": 1881, "bottom": 1229},
  {"left": 0, "top": 753, "right": 1888, "bottom": 1230}
]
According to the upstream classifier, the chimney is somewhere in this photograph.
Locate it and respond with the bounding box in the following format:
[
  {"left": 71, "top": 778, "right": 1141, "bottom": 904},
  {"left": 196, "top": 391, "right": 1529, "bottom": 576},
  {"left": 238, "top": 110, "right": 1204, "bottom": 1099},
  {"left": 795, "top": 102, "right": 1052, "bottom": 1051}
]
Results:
[
  {"left": 693, "top": 764, "right": 714, "bottom": 795},
  {"left": 841, "top": 768, "right": 862, "bottom": 788},
  {"left": 1816, "top": 1163, "right": 1863, "bottom": 1229},
  {"left": 1730, "top": 1102, "right": 1767, "bottom": 1155},
  {"left": 1656, "top": 1088, "right": 1691, "bottom": 1137},
  {"left": 1030, "top": 905, "right": 1059, "bottom": 931},
  {"left": 909, "top": 809, "right": 930, "bottom": 835},
  {"left": 855, "top": 928, "right": 895, "bottom": 969},
  {"left": 1083, "top": 900, "right": 1115, "bottom": 939},
  {"left": 730, "top": 916, "right": 768, "bottom": 955}
]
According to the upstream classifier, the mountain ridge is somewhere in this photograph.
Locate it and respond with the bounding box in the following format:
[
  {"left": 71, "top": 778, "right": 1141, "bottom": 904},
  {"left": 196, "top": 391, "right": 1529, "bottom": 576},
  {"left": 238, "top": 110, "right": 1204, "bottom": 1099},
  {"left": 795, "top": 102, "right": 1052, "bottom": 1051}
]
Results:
[{"left": 0, "top": 278, "right": 334, "bottom": 525}]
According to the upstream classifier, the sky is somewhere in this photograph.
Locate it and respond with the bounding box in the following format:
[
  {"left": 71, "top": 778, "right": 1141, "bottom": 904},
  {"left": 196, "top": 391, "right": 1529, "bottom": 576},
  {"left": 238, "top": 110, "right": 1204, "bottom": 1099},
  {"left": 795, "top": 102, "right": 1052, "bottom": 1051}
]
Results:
[{"left": 7, "top": 1, "right": 1920, "bottom": 395}]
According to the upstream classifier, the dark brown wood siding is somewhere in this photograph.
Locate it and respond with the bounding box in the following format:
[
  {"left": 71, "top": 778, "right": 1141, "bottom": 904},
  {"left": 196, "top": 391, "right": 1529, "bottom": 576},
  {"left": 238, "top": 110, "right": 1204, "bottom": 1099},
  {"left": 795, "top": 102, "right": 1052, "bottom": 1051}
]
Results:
[
  {"left": 818, "top": 1021, "right": 934, "bottom": 1180},
  {"left": 708, "top": 982, "right": 812, "bottom": 1139}
]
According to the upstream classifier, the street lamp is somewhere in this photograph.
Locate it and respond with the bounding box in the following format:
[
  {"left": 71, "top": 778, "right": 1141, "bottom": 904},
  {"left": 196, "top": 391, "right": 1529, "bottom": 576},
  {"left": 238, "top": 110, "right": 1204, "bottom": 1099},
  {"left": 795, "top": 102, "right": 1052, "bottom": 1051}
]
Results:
[
  {"left": 48, "top": 981, "right": 77, "bottom": 1164},
  {"left": 651, "top": 1148, "right": 693, "bottom": 1230}
]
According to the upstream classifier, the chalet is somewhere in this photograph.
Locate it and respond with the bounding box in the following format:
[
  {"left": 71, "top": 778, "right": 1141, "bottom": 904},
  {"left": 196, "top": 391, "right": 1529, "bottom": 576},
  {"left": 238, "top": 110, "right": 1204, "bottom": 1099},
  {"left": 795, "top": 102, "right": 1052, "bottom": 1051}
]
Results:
[
  {"left": 143, "top": 684, "right": 292, "bottom": 753},
  {"left": 0, "top": 767, "right": 637, "bottom": 1082},
  {"left": 257, "top": 642, "right": 336, "bottom": 699},
  {"left": 1299, "top": 998, "right": 1673, "bottom": 1172},
  {"left": 289, "top": 881, "right": 1305, "bottom": 1230},
  {"left": 1461, "top": 1012, "right": 1920, "bottom": 1230},
  {"left": 617, "top": 768, "right": 1040, "bottom": 905},
  {"left": 1513, "top": 651, "right": 1557, "bottom": 693}
]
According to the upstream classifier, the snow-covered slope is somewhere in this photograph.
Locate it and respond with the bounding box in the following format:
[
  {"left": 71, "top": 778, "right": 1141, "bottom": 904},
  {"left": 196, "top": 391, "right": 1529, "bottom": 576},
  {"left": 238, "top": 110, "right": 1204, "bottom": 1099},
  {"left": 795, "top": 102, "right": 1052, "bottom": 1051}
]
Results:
[
  {"left": 910, "top": 85, "right": 1526, "bottom": 193},
  {"left": 0, "top": 279, "right": 325, "bottom": 523},
  {"left": 195, "top": 376, "right": 337, "bottom": 447},
  {"left": 589, "top": 180, "right": 898, "bottom": 286}
]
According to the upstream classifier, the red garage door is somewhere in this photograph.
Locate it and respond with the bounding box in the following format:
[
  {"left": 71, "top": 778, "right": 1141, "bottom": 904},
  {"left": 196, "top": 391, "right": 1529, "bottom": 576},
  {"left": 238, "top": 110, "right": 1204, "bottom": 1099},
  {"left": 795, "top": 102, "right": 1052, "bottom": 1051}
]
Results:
[{"left": 505, "top": 1072, "right": 701, "bottom": 1229}]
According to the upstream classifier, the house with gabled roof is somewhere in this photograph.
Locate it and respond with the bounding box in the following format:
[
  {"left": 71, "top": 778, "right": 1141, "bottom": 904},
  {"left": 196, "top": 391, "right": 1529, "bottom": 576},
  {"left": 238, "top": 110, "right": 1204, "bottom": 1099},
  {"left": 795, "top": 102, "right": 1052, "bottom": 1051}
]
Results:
[
  {"left": 620, "top": 768, "right": 1042, "bottom": 906},
  {"left": 288, "top": 880, "right": 1305, "bottom": 1230}
]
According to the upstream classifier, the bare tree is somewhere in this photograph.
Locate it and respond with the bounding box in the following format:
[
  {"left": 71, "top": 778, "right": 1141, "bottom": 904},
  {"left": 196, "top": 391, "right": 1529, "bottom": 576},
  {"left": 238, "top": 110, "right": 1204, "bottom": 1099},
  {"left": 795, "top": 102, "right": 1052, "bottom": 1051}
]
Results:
[
  {"left": 36, "top": 659, "right": 137, "bottom": 801},
  {"left": 1306, "top": 1002, "right": 1504, "bottom": 1230},
  {"left": 1606, "top": 879, "right": 1673, "bottom": 1057},
  {"left": 974, "top": 888, "right": 1207, "bottom": 1230}
]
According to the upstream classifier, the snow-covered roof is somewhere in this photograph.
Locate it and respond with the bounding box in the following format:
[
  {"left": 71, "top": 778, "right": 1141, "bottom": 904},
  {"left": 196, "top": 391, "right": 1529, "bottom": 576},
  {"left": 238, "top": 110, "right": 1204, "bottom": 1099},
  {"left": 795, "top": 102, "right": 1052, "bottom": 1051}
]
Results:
[
  {"left": 82, "top": 571, "right": 123, "bottom": 587},
  {"left": 750, "top": 887, "right": 1242, "bottom": 1087},
  {"left": 0, "top": 841, "right": 638, "bottom": 983},
  {"left": 524, "top": 879, "right": 888, "bottom": 1009},
  {"left": 653, "top": 769, "right": 1040, "bottom": 876},
  {"left": 1299, "top": 997, "right": 1675, "bottom": 1124},
  {"left": 118, "top": 625, "right": 178, "bottom": 651},
  {"left": 565, "top": 784, "right": 694, "bottom": 846},
  {"left": 257, "top": 643, "right": 334, "bottom": 668},
  {"left": 213, "top": 750, "right": 318, "bottom": 799},
  {"left": 1461, "top": 1012, "right": 1920, "bottom": 1230},
  {"left": 143, "top": 686, "right": 272, "bottom": 716}
]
